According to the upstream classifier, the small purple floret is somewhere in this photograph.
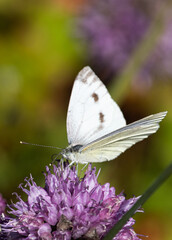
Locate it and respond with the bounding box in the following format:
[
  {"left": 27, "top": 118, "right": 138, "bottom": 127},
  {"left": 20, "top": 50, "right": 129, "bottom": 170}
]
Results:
[{"left": 0, "top": 194, "right": 6, "bottom": 215}]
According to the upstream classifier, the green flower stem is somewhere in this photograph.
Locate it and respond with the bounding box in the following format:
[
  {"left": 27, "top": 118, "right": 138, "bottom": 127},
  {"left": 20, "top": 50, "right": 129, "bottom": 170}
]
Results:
[
  {"left": 110, "top": 0, "right": 172, "bottom": 103},
  {"left": 104, "top": 162, "right": 172, "bottom": 240}
]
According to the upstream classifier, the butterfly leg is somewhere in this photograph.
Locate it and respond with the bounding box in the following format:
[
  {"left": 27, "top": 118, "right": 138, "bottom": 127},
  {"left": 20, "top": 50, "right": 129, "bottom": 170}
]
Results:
[
  {"left": 50, "top": 153, "right": 61, "bottom": 165},
  {"left": 68, "top": 161, "right": 75, "bottom": 167},
  {"left": 79, "top": 163, "right": 88, "bottom": 177},
  {"left": 61, "top": 157, "right": 65, "bottom": 170},
  {"left": 76, "top": 162, "right": 79, "bottom": 174},
  {"left": 82, "top": 162, "right": 88, "bottom": 171}
]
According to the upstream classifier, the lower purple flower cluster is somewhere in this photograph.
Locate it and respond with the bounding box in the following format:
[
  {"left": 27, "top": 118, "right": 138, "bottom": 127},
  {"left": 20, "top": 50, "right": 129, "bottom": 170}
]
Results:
[{"left": 0, "top": 162, "right": 142, "bottom": 239}]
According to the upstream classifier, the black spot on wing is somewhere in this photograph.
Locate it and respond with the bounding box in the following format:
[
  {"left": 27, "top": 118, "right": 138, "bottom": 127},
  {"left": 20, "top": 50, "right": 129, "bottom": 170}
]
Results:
[
  {"left": 92, "top": 93, "right": 99, "bottom": 102},
  {"left": 99, "top": 112, "right": 105, "bottom": 123}
]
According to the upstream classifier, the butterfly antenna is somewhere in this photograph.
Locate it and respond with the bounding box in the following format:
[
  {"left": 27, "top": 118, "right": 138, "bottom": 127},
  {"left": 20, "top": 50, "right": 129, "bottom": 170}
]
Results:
[{"left": 20, "top": 141, "right": 61, "bottom": 150}]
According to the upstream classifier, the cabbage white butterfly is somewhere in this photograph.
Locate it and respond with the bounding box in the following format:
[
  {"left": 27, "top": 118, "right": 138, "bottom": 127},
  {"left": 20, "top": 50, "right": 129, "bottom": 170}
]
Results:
[{"left": 61, "top": 66, "right": 166, "bottom": 164}]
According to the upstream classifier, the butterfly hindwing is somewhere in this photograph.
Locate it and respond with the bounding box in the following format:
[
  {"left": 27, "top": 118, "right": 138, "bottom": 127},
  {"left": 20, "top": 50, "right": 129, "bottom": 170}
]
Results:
[{"left": 78, "top": 112, "right": 167, "bottom": 162}]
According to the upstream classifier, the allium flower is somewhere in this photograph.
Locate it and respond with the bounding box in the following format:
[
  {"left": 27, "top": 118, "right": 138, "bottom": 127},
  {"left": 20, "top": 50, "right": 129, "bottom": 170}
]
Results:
[
  {"left": 0, "top": 194, "right": 6, "bottom": 215},
  {"left": 0, "top": 161, "right": 142, "bottom": 239},
  {"left": 78, "top": 0, "right": 172, "bottom": 82}
]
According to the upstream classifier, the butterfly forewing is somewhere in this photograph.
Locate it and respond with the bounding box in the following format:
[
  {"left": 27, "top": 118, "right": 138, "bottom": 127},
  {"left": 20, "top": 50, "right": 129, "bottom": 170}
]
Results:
[{"left": 67, "top": 66, "right": 126, "bottom": 145}]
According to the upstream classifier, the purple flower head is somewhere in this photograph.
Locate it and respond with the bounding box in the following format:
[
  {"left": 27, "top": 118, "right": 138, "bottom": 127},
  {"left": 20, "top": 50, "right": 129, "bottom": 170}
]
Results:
[
  {"left": 78, "top": 0, "right": 172, "bottom": 82},
  {"left": 1, "top": 161, "right": 142, "bottom": 239}
]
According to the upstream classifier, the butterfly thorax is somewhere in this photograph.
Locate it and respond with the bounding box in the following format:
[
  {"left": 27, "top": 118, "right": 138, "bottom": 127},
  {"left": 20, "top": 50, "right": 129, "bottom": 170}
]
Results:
[{"left": 61, "top": 144, "right": 83, "bottom": 161}]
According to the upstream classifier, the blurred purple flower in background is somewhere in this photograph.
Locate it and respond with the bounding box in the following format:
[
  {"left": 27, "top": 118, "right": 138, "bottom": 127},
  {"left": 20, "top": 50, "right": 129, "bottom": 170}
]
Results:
[
  {"left": 0, "top": 162, "right": 142, "bottom": 239},
  {"left": 77, "top": 0, "right": 172, "bottom": 84}
]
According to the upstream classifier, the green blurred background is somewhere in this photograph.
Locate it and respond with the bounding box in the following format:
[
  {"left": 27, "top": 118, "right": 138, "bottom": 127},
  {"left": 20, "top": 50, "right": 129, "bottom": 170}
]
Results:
[{"left": 0, "top": 0, "right": 172, "bottom": 239}]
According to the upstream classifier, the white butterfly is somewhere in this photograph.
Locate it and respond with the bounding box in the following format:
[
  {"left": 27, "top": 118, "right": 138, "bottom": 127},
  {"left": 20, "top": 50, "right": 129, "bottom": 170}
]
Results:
[{"left": 61, "top": 66, "right": 167, "bottom": 164}]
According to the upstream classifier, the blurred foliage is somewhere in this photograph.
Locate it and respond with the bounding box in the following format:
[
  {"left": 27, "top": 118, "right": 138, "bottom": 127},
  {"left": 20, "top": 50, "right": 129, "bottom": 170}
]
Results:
[
  {"left": 0, "top": 0, "right": 85, "bottom": 196},
  {"left": 0, "top": 0, "right": 172, "bottom": 239}
]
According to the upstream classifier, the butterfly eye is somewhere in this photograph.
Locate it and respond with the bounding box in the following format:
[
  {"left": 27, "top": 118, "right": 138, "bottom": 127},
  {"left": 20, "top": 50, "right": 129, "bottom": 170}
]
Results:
[{"left": 71, "top": 145, "right": 83, "bottom": 152}]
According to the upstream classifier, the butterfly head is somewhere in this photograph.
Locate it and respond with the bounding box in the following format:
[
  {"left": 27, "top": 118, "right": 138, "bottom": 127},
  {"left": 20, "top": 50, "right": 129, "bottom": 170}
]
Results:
[{"left": 61, "top": 144, "right": 83, "bottom": 161}]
